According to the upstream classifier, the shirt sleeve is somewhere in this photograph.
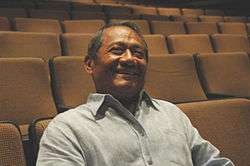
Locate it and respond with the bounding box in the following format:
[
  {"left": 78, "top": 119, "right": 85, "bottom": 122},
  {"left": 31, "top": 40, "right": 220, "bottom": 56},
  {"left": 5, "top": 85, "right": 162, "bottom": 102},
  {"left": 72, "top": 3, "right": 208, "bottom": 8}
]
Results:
[
  {"left": 36, "top": 118, "right": 87, "bottom": 166},
  {"left": 183, "top": 113, "right": 235, "bottom": 166}
]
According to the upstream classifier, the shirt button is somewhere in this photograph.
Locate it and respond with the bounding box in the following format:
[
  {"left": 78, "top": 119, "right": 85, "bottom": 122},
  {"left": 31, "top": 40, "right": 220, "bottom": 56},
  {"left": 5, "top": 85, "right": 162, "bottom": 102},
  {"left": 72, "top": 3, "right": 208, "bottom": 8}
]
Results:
[{"left": 148, "top": 160, "right": 153, "bottom": 165}]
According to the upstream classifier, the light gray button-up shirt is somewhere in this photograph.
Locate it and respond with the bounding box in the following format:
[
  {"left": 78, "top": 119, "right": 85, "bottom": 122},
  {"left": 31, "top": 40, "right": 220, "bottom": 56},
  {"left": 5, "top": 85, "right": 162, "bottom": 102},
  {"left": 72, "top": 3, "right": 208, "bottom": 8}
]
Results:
[{"left": 37, "top": 91, "right": 234, "bottom": 166}]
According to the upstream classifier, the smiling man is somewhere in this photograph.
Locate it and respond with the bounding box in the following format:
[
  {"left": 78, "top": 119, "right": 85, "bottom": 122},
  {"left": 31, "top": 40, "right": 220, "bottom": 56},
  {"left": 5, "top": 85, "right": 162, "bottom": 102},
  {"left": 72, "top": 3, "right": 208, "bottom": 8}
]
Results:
[{"left": 37, "top": 22, "right": 234, "bottom": 166}]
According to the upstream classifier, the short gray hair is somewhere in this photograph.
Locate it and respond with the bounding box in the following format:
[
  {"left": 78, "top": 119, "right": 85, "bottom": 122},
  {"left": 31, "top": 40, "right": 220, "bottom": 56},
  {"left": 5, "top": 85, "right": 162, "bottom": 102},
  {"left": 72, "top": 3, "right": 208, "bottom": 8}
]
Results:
[{"left": 87, "top": 21, "right": 148, "bottom": 61}]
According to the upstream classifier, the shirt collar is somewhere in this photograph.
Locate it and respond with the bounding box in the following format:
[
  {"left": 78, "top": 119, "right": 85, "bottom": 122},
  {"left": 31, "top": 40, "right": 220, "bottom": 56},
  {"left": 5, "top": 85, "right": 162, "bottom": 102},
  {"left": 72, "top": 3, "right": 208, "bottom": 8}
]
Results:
[{"left": 86, "top": 90, "right": 158, "bottom": 118}]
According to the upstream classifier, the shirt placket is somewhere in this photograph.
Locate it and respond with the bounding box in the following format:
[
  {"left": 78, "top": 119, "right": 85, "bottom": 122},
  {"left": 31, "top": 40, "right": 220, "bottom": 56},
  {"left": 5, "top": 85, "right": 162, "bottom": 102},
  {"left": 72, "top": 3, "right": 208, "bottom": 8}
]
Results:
[{"left": 106, "top": 96, "right": 153, "bottom": 166}]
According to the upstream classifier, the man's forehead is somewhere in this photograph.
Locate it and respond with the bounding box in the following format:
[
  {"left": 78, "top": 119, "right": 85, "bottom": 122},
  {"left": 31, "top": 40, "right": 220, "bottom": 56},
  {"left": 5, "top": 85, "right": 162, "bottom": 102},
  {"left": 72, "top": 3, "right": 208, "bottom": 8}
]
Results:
[{"left": 103, "top": 26, "right": 142, "bottom": 43}]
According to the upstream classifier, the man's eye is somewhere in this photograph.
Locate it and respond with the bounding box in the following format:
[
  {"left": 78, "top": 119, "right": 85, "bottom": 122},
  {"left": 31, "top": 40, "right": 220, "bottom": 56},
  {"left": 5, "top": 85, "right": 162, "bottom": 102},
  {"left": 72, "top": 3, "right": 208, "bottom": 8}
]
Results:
[
  {"left": 133, "top": 50, "right": 145, "bottom": 58},
  {"left": 110, "top": 48, "right": 124, "bottom": 55}
]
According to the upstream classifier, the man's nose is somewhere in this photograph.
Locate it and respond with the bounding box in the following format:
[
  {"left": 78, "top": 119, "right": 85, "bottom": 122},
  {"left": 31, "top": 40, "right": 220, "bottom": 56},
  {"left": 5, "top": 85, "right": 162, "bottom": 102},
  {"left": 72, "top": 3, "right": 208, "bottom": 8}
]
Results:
[{"left": 120, "top": 49, "right": 134, "bottom": 64}]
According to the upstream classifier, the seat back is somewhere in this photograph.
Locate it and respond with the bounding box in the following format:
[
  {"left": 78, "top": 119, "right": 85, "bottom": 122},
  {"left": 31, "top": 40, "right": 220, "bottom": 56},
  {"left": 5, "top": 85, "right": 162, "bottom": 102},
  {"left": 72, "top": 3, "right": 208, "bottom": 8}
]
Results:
[
  {"left": 204, "top": 9, "right": 224, "bottom": 16},
  {"left": 185, "top": 22, "right": 218, "bottom": 34},
  {"left": 0, "top": 31, "right": 61, "bottom": 60},
  {"left": 50, "top": 56, "right": 95, "bottom": 112},
  {"left": 150, "top": 21, "right": 186, "bottom": 36},
  {"left": 144, "top": 34, "right": 169, "bottom": 56},
  {"left": 157, "top": 8, "right": 181, "bottom": 16},
  {"left": 110, "top": 19, "right": 151, "bottom": 34},
  {"left": 0, "top": 8, "right": 27, "bottom": 18},
  {"left": 0, "top": 58, "right": 57, "bottom": 136},
  {"left": 218, "top": 22, "right": 248, "bottom": 35},
  {"left": 29, "top": 118, "right": 52, "bottom": 160},
  {"left": 29, "top": 9, "right": 70, "bottom": 21},
  {"left": 71, "top": 11, "right": 106, "bottom": 20},
  {"left": 0, "top": 17, "right": 11, "bottom": 31},
  {"left": 14, "top": 18, "right": 62, "bottom": 33},
  {"left": 0, "top": 122, "right": 26, "bottom": 166},
  {"left": 145, "top": 54, "right": 207, "bottom": 103},
  {"left": 62, "top": 20, "right": 105, "bottom": 33},
  {"left": 196, "top": 52, "right": 250, "bottom": 98},
  {"left": 61, "top": 33, "right": 93, "bottom": 57},
  {"left": 223, "top": 16, "right": 247, "bottom": 23},
  {"left": 167, "top": 34, "right": 214, "bottom": 54},
  {"left": 211, "top": 34, "right": 250, "bottom": 53},
  {"left": 198, "top": 15, "right": 224, "bottom": 22},
  {"left": 181, "top": 8, "right": 204, "bottom": 16},
  {"left": 179, "top": 98, "right": 250, "bottom": 166}
]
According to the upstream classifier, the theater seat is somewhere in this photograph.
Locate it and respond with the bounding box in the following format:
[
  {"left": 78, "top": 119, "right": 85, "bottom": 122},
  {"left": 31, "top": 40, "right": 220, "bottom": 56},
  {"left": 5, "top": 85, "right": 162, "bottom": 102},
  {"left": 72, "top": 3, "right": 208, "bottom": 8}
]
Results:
[
  {"left": 0, "top": 58, "right": 57, "bottom": 137},
  {"left": 29, "top": 118, "right": 52, "bottom": 160},
  {"left": 0, "top": 122, "right": 27, "bottom": 166},
  {"left": 29, "top": 9, "right": 70, "bottom": 21},
  {"left": 185, "top": 22, "right": 218, "bottom": 35},
  {"left": 178, "top": 98, "right": 250, "bottom": 166},
  {"left": 143, "top": 34, "right": 169, "bottom": 56},
  {"left": 0, "top": 31, "right": 61, "bottom": 61},
  {"left": 0, "top": 16, "right": 11, "bottom": 31},
  {"left": 150, "top": 21, "right": 186, "bottom": 36},
  {"left": 211, "top": 34, "right": 250, "bottom": 53},
  {"left": 196, "top": 52, "right": 250, "bottom": 98},
  {"left": 198, "top": 15, "right": 224, "bottom": 22},
  {"left": 61, "top": 33, "right": 93, "bottom": 57},
  {"left": 14, "top": 18, "right": 62, "bottom": 33},
  {"left": 145, "top": 54, "right": 207, "bottom": 103},
  {"left": 167, "top": 34, "right": 214, "bottom": 54},
  {"left": 62, "top": 20, "right": 105, "bottom": 33},
  {"left": 218, "top": 22, "right": 248, "bottom": 35},
  {"left": 50, "top": 56, "right": 95, "bottom": 112}
]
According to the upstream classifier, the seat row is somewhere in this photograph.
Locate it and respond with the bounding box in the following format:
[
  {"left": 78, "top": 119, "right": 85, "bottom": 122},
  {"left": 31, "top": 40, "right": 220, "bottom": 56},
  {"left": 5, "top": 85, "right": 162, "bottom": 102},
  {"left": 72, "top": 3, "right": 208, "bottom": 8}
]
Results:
[
  {"left": 0, "top": 1, "right": 239, "bottom": 18},
  {"left": 1, "top": 17, "right": 250, "bottom": 36},
  {"left": 0, "top": 53, "right": 249, "bottom": 165},
  {"left": 0, "top": 31, "right": 249, "bottom": 60},
  {"left": 0, "top": 6, "right": 249, "bottom": 23}
]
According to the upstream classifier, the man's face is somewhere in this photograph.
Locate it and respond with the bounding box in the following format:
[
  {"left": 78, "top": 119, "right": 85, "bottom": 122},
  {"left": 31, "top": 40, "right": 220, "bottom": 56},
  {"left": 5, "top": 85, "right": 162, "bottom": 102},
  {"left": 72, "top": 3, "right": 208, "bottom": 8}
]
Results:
[{"left": 85, "top": 26, "right": 147, "bottom": 100}]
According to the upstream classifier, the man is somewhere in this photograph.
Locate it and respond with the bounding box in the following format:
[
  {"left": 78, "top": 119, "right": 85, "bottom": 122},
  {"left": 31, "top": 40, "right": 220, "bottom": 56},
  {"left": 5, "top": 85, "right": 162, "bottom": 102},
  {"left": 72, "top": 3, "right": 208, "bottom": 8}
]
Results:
[{"left": 37, "top": 22, "right": 234, "bottom": 166}]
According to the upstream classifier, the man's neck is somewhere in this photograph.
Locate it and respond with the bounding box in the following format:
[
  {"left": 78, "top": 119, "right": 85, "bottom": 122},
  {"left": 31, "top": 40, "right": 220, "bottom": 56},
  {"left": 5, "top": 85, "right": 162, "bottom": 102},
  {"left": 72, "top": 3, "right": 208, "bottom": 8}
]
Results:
[{"left": 117, "top": 96, "right": 140, "bottom": 115}]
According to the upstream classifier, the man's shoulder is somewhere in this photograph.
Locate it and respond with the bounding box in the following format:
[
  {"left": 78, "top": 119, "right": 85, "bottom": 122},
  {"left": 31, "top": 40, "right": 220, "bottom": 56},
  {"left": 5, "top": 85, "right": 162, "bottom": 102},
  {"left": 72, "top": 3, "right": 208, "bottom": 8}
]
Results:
[{"left": 52, "top": 103, "right": 96, "bottom": 126}]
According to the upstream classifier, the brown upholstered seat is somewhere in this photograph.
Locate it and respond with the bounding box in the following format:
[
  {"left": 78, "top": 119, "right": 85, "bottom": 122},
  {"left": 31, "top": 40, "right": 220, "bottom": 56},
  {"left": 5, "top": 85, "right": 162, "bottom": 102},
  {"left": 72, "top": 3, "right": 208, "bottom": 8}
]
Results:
[
  {"left": 71, "top": 11, "right": 106, "bottom": 20},
  {"left": 103, "top": 5, "right": 132, "bottom": 16},
  {"left": 71, "top": 3, "right": 103, "bottom": 12},
  {"left": 131, "top": 6, "right": 158, "bottom": 16},
  {"left": 223, "top": 16, "right": 248, "bottom": 23},
  {"left": 171, "top": 15, "right": 198, "bottom": 22},
  {"left": 145, "top": 54, "right": 207, "bottom": 103},
  {"left": 196, "top": 52, "right": 250, "bottom": 98},
  {"left": 50, "top": 56, "right": 95, "bottom": 112},
  {"left": 218, "top": 22, "right": 248, "bottom": 35},
  {"left": 110, "top": 19, "right": 151, "bottom": 34},
  {"left": 167, "top": 34, "right": 214, "bottom": 54},
  {"left": 0, "top": 16, "right": 11, "bottom": 31},
  {"left": 198, "top": 15, "right": 224, "bottom": 22},
  {"left": 29, "top": 9, "right": 70, "bottom": 21},
  {"left": 204, "top": 9, "right": 224, "bottom": 16},
  {"left": 150, "top": 21, "right": 186, "bottom": 36},
  {"left": 0, "top": 58, "right": 57, "bottom": 137},
  {"left": 29, "top": 118, "right": 52, "bottom": 160},
  {"left": 0, "top": 31, "right": 61, "bottom": 60},
  {"left": 178, "top": 98, "right": 250, "bottom": 166},
  {"left": 36, "top": 1, "right": 71, "bottom": 11},
  {"left": 185, "top": 22, "right": 218, "bottom": 35},
  {"left": 181, "top": 8, "right": 204, "bottom": 16},
  {"left": 143, "top": 34, "right": 169, "bottom": 56},
  {"left": 14, "top": 18, "right": 62, "bottom": 33},
  {"left": 157, "top": 8, "right": 181, "bottom": 17},
  {"left": 0, "top": 8, "right": 27, "bottom": 18},
  {"left": 62, "top": 20, "right": 105, "bottom": 33},
  {"left": 211, "top": 34, "right": 250, "bottom": 53},
  {"left": 61, "top": 33, "right": 93, "bottom": 57},
  {"left": 0, "top": 122, "right": 27, "bottom": 166}
]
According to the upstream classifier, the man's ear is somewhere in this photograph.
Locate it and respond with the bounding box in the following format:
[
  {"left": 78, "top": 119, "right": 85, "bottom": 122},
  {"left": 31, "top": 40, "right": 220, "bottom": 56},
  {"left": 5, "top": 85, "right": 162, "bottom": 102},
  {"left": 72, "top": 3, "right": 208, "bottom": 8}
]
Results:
[{"left": 84, "top": 56, "right": 95, "bottom": 74}]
